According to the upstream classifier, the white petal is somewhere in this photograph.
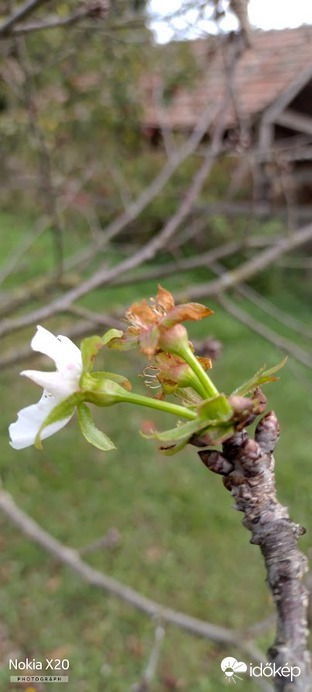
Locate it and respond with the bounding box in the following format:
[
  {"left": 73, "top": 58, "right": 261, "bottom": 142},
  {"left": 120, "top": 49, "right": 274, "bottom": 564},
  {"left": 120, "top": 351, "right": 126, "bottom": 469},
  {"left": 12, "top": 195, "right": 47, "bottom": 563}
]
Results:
[
  {"left": 21, "top": 369, "right": 80, "bottom": 398},
  {"left": 9, "top": 391, "right": 73, "bottom": 450},
  {"left": 31, "top": 325, "right": 63, "bottom": 361},
  {"left": 55, "top": 334, "right": 82, "bottom": 373},
  {"left": 31, "top": 326, "right": 82, "bottom": 373}
]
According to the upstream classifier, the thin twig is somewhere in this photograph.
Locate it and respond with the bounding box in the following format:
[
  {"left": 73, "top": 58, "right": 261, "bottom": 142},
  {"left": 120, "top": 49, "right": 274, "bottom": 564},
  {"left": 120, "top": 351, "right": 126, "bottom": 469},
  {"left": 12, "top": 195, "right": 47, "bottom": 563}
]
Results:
[
  {"left": 131, "top": 624, "right": 165, "bottom": 692},
  {"left": 79, "top": 528, "right": 121, "bottom": 556},
  {"left": 0, "top": 0, "right": 47, "bottom": 35},
  {"left": 152, "top": 80, "right": 176, "bottom": 160},
  {"left": 229, "top": 279, "right": 312, "bottom": 342},
  {"left": 193, "top": 199, "right": 312, "bottom": 223},
  {"left": 66, "top": 305, "right": 121, "bottom": 328},
  {"left": 175, "top": 221, "right": 312, "bottom": 301},
  {"left": 110, "top": 241, "right": 243, "bottom": 287},
  {"left": 6, "top": 8, "right": 92, "bottom": 35},
  {"left": 245, "top": 616, "right": 276, "bottom": 638},
  {"left": 217, "top": 293, "right": 312, "bottom": 369}
]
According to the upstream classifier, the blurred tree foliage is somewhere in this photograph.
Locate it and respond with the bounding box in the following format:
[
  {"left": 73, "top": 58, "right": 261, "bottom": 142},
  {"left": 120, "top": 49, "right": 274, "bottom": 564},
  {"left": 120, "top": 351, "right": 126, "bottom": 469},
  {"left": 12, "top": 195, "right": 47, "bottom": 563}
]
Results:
[
  {"left": 0, "top": 1, "right": 153, "bottom": 215},
  {"left": 0, "top": 1, "right": 225, "bottom": 245}
]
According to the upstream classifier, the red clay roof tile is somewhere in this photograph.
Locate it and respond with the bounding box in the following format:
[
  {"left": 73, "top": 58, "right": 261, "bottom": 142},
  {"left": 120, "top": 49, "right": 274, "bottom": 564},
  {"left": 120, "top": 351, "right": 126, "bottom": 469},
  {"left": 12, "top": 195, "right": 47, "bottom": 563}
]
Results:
[{"left": 141, "top": 26, "right": 312, "bottom": 130}]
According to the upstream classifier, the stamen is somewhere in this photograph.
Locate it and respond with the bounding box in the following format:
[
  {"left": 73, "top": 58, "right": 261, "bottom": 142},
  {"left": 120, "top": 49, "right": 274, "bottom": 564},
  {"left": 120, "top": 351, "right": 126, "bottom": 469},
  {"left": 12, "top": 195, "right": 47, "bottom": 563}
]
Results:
[
  {"left": 149, "top": 297, "right": 166, "bottom": 317},
  {"left": 139, "top": 364, "right": 161, "bottom": 390}
]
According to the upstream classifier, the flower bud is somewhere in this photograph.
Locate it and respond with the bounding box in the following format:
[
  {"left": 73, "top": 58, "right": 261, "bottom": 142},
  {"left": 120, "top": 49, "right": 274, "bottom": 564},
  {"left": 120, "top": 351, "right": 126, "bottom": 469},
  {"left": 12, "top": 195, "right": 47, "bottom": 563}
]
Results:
[{"left": 158, "top": 323, "right": 189, "bottom": 356}]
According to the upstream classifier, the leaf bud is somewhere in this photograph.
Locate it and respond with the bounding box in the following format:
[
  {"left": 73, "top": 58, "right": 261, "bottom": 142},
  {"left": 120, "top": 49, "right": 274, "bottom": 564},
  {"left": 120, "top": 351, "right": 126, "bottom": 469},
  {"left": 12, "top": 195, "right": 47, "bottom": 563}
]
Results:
[
  {"left": 199, "top": 450, "right": 234, "bottom": 475},
  {"left": 255, "top": 410, "right": 280, "bottom": 453}
]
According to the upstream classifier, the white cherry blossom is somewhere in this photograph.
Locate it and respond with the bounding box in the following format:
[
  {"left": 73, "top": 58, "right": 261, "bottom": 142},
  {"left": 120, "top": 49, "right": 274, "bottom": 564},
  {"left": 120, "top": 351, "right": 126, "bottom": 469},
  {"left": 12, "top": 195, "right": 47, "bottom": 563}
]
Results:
[{"left": 9, "top": 325, "right": 83, "bottom": 450}]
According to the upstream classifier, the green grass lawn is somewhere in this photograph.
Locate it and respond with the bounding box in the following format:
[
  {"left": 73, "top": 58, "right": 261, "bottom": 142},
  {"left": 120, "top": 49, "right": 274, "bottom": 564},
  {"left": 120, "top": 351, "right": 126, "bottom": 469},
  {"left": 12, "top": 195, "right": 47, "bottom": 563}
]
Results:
[{"left": 0, "top": 214, "right": 311, "bottom": 691}]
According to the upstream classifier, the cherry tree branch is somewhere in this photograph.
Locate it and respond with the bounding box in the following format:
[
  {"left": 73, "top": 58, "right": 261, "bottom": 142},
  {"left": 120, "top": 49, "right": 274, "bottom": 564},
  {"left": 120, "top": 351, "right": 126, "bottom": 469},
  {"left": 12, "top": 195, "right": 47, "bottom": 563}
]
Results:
[
  {"left": 110, "top": 240, "right": 243, "bottom": 287},
  {"left": 0, "top": 488, "right": 268, "bottom": 669},
  {"left": 108, "top": 235, "right": 283, "bottom": 288},
  {"left": 231, "top": 280, "right": 312, "bottom": 342},
  {"left": 198, "top": 260, "right": 312, "bottom": 368},
  {"left": 2, "top": 219, "right": 312, "bottom": 347},
  {"left": 197, "top": 412, "right": 311, "bottom": 690},
  {"left": 182, "top": 221, "right": 312, "bottom": 301},
  {"left": 217, "top": 293, "right": 312, "bottom": 369}
]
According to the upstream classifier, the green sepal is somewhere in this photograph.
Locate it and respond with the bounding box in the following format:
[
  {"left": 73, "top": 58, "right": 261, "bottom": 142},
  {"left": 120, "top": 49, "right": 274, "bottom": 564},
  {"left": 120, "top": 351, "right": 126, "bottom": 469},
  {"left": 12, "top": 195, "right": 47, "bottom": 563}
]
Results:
[
  {"left": 34, "top": 392, "right": 84, "bottom": 449},
  {"left": 105, "top": 331, "right": 138, "bottom": 351},
  {"left": 140, "top": 417, "right": 203, "bottom": 443},
  {"left": 91, "top": 371, "right": 132, "bottom": 391},
  {"left": 174, "top": 387, "right": 201, "bottom": 406},
  {"left": 159, "top": 439, "right": 189, "bottom": 456},
  {"left": 77, "top": 402, "right": 116, "bottom": 451},
  {"left": 140, "top": 393, "right": 235, "bottom": 445},
  {"left": 81, "top": 373, "right": 129, "bottom": 406},
  {"left": 199, "top": 394, "right": 233, "bottom": 422},
  {"left": 231, "top": 358, "right": 288, "bottom": 397},
  {"left": 102, "top": 328, "right": 124, "bottom": 345},
  {"left": 199, "top": 422, "right": 235, "bottom": 445},
  {"left": 80, "top": 331, "right": 125, "bottom": 374},
  {"left": 142, "top": 417, "right": 235, "bottom": 448},
  {"left": 80, "top": 335, "right": 104, "bottom": 374}
]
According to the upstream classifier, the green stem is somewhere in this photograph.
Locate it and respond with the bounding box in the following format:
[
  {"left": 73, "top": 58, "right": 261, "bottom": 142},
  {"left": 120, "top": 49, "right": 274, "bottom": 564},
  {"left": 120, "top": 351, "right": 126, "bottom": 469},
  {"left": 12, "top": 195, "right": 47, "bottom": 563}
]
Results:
[
  {"left": 118, "top": 391, "right": 197, "bottom": 420},
  {"left": 187, "top": 377, "right": 212, "bottom": 400},
  {"left": 83, "top": 374, "right": 197, "bottom": 418},
  {"left": 179, "top": 345, "right": 219, "bottom": 398},
  {"left": 178, "top": 371, "right": 211, "bottom": 400}
]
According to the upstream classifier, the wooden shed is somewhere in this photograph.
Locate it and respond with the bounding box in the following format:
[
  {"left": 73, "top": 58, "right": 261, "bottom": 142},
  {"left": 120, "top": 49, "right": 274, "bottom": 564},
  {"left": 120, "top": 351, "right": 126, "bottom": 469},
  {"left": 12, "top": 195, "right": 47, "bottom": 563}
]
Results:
[{"left": 141, "top": 26, "right": 312, "bottom": 203}]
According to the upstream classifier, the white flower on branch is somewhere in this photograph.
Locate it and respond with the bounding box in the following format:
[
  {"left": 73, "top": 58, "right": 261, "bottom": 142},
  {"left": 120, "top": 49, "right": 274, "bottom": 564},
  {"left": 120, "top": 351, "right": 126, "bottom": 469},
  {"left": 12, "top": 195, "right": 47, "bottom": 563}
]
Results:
[{"left": 9, "top": 326, "right": 82, "bottom": 450}]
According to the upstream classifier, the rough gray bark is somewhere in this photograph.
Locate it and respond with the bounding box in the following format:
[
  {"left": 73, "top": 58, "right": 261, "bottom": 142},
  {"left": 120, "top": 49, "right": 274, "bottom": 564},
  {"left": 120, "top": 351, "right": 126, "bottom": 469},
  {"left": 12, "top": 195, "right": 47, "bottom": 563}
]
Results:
[{"left": 198, "top": 411, "right": 311, "bottom": 691}]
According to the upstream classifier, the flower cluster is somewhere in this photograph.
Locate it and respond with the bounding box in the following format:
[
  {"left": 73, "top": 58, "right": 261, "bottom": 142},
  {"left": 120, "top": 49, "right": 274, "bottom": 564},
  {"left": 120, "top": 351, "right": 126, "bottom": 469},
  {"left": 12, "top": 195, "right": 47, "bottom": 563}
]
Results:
[
  {"left": 9, "top": 286, "right": 286, "bottom": 454},
  {"left": 107, "top": 285, "right": 213, "bottom": 358}
]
